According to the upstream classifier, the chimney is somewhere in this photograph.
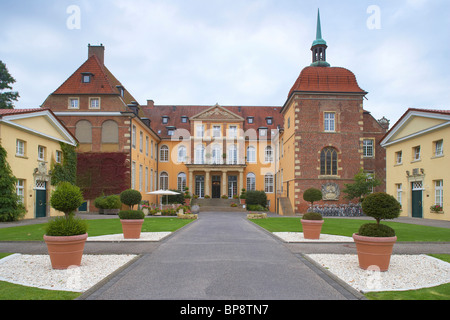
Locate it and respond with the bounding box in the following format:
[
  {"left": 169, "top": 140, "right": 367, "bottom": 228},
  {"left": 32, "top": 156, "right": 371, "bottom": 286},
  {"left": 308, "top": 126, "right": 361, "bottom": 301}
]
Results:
[
  {"left": 88, "top": 44, "right": 105, "bottom": 65},
  {"left": 147, "top": 100, "right": 155, "bottom": 109}
]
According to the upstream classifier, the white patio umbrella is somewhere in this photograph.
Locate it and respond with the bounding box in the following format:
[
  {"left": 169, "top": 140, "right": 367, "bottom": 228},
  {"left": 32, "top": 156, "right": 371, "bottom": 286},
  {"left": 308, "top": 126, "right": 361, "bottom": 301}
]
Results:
[{"left": 146, "top": 190, "right": 181, "bottom": 209}]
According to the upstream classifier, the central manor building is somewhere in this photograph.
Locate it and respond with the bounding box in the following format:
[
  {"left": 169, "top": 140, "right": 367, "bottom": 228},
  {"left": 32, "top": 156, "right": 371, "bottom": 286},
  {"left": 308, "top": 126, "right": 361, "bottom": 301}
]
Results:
[{"left": 41, "top": 13, "right": 388, "bottom": 214}]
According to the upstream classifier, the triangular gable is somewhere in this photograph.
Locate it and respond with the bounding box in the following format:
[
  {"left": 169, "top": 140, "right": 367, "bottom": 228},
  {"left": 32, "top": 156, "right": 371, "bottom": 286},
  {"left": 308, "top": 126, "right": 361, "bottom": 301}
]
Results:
[
  {"left": 381, "top": 109, "right": 450, "bottom": 147},
  {"left": 1, "top": 109, "right": 77, "bottom": 146},
  {"left": 190, "top": 104, "right": 244, "bottom": 122}
]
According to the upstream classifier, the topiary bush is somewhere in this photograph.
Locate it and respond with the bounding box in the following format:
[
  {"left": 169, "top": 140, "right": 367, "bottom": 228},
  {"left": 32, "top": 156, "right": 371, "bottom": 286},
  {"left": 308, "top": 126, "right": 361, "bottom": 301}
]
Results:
[
  {"left": 359, "top": 192, "right": 401, "bottom": 237},
  {"left": 45, "top": 215, "right": 88, "bottom": 236},
  {"left": 120, "top": 189, "right": 142, "bottom": 209},
  {"left": 303, "top": 188, "right": 323, "bottom": 207},
  {"left": 302, "top": 212, "right": 323, "bottom": 220},
  {"left": 118, "top": 210, "right": 145, "bottom": 220},
  {"left": 95, "top": 195, "right": 121, "bottom": 209},
  {"left": 50, "top": 182, "right": 84, "bottom": 217}
]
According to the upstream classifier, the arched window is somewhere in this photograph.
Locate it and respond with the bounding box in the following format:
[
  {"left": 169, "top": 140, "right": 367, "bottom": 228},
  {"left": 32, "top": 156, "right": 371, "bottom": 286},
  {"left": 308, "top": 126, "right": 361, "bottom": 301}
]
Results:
[
  {"left": 264, "top": 146, "right": 273, "bottom": 163},
  {"left": 177, "top": 145, "right": 187, "bottom": 163},
  {"left": 75, "top": 120, "right": 92, "bottom": 143},
  {"left": 228, "top": 144, "right": 237, "bottom": 164},
  {"left": 320, "top": 147, "right": 338, "bottom": 175},
  {"left": 264, "top": 173, "right": 274, "bottom": 193},
  {"left": 211, "top": 144, "right": 222, "bottom": 164},
  {"left": 160, "top": 172, "right": 169, "bottom": 190},
  {"left": 247, "top": 146, "right": 256, "bottom": 163},
  {"left": 246, "top": 173, "right": 256, "bottom": 191},
  {"left": 160, "top": 145, "right": 169, "bottom": 162},
  {"left": 177, "top": 173, "right": 187, "bottom": 192},
  {"left": 101, "top": 120, "right": 119, "bottom": 143}
]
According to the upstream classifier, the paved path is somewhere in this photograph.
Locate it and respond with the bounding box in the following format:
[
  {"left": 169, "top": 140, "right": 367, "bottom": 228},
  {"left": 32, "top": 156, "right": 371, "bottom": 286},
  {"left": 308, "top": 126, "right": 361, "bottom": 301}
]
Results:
[{"left": 80, "top": 212, "right": 362, "bottom": 300}]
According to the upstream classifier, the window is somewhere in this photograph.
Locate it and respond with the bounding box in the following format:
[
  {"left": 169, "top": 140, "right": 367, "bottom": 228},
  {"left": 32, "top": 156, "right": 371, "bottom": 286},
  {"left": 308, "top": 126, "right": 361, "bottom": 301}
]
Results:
[
  {"left": 435, "top": 140, "right": 444, "bottom": 157},
  {"left": 139, "top": 165, "right": 143, "bottom": 191},
  {"left": 38, "top": 146, "right": 46, "bottom": 161},
  {"left": 247, "top": 146, "right": 256, "bottom": 163},
  {"left": 139, "top": 131, "right": 143, "bottom": 153},
  {"left": 212, "top": 126, "right": 221, "bottom": 138},
  {"left": 132, "top": 125, "right": 136, "bottom": 149},
  {"left": 145, "top": 136, "right": 149, "bottom": 156},
  {"left": 197, "top": 125, "right": 204, "bottom": 138},
  {"left": 89, "top": 98, "right": 100, "bottom": 109},
  {"left": 101, "top": 120, "right": 119, "bottom": 144},
  {"left": 259, "top": 128, "right": 267, "bottom": 137},
  {"left": 162, "top": 116, "right": 169, "bottom": 124},
  {"left": 228, "top": 145, "right": 237, "bottom": 164},
  {"left": 145, "top": 167, "right": 149, "bottom": 192},
  {"left": 363, "top": 139, "right": 374, "bottom": 158},
  {"left": 266, "top": 117, "right": 273, "bottom": 125},
  {"left": 177, "top": 173, "right": 187, "bottom": 192},
  {"left": 16, "top": 180, "right": 25, "bottom": 204},
  {"left": 160, "top": 145, "right": 169, "bottom": 162},
  {"left": 82, "top": 73, "right": 91, "bottom": 83},
  {"left": 247, "top": 173, "right": 256, "bottom": 191},
  {"left": 396, "top": 151, "right": 403, "bottom": 164},
  {"left": 178, "top": 146, "right": 187, "bottom": 163},
  {"left": 68, "top": 98, "right": 79, "bottom": 109},
  {"left": 228, "top": 126, "right": 237, "bottom": 139},
  {"left": 16, "top": 140, "right": 25, "bottom": 157},
  {"left": 195, "top": 145, "right": 205, "bottom": 164},
  {"left": 324, "top": 112, "right": 335, "bottom": 132},
  {"left": 396, "top": 184, "right": 402, "bottom": 206},
  {"left": 287, "top": 117, "right": 290, "bottom": 129},
  {"left": 264, "top": 173, "right": 274, "bottom": 193},
  {"left": 413, "top": 146, "right": 421, "bottom": 161},
  {"left": 435, "top": 180, "right": 443, "bottom": 208},
  {"left": 265, "top": 146, "right": 273, "bottom": 163},
  {"left": 56, "top": 150, "right": 62, "bottom": 164},
  {"left": 320, "top": 147, "right": 338, "bottom": 175},
  {"left": 160, "top": 172, "right": 169, "bottom": 190},
  {"left": 247, "top": 117, "right": 254, "bottom": 124},
  {"left": 167, "top": 128, "right": 175, "bottom": 136},
  {"left": 181, "top": 116, "right": 188, "bottom": 123},
  {"left": 131, "top": 161, "right": 136, "bottom": 189},
  {"left": 150, "top": 169, "right": 153, "bottom": 192},
  {"left": 151, "top": 141, "right": 154, "bottom": 159},
  {"left": 211, "top": 144, "right": 222, "bottom": 164}
]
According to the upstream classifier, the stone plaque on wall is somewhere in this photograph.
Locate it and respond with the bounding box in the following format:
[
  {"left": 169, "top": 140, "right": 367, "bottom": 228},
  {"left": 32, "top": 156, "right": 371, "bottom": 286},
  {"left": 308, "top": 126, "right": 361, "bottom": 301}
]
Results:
[{"left": 321, "top": 183, "right": 340, "bottom": 201}]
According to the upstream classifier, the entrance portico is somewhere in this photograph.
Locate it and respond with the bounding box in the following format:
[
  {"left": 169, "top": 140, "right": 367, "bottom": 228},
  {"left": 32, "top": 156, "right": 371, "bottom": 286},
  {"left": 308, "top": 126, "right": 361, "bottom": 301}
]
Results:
[{"left": 187, "top": 164, "right": 246, "bottom": 199}]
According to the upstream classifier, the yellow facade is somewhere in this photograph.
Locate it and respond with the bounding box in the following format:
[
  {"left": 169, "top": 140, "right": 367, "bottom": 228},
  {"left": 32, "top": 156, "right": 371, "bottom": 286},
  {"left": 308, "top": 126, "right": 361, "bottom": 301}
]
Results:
[
  {"left": 381, "top": 109, "right": 450, "bottom": 221},
  {"left": 0, "top": 109, "right": 78, "bottom": 219}
]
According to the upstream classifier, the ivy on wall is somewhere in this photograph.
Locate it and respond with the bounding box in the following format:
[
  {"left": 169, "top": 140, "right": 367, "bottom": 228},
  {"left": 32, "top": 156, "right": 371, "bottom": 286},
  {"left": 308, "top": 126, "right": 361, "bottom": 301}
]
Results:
[
  {"left": 77, "top": 152, "right": 130, "bottom": 199},
  {"left": 51, "top": 142, "right": 77, "bottom": 186}
]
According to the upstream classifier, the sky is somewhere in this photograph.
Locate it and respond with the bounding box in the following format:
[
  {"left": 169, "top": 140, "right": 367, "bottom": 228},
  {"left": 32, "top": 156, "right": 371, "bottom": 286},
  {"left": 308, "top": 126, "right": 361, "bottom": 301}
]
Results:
[{"left": 1, "top": 0, "right": 449, "bottom": 126}]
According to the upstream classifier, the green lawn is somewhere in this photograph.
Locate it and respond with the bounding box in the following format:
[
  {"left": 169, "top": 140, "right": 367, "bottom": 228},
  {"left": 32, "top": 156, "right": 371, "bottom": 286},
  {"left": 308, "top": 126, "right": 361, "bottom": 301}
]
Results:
[
  {"left": 250, "top": 217, "right": 450, "bottom": 242},
  {"left": 0, "top": 217, "right": 193, "bottom": 241}
]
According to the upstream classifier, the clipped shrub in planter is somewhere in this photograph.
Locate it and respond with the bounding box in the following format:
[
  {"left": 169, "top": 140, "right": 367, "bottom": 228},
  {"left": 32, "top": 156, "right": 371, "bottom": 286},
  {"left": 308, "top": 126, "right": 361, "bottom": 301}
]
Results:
[
  {"left": 44, "top": 182, "right": 87, "bottom": 269},
  {"left": 119, "top": 189, "right": 144, "bottom": 239},
  {"left": 303, "top": 188, "right": 323, "bottom": 208},
  {"left": 353, "top": 192, "right": 401, "bottom": 271},
  {"left": 94, "top": 195, "right": 121, "bottom": 215},
  {"left": 120, "top": 189, "right": 142, "bottom": 210},
  {"left": 301, "top": 212, "right": 324, "bottom": 240}
]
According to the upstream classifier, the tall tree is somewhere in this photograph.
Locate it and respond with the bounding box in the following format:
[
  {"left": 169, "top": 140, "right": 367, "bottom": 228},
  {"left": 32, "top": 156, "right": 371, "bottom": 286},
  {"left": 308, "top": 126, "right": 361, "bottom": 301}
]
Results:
[{"left": 0, "top": 60, "right": 20, "bottom": 109}]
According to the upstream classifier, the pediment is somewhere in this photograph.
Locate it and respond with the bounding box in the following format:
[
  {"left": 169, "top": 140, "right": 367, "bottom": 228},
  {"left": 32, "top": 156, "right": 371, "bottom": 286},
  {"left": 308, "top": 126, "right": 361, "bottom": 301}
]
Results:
[{"left": 190, "top": 104, "right": 244, "bottom": 122}]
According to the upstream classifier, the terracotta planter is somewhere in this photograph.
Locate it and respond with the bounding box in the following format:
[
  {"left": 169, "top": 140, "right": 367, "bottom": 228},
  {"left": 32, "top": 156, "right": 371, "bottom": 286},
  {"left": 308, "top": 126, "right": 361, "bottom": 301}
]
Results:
[
  {"left": 301, "top": 219, "right": 324, "bottom": 239},
  {"left": 120, "top": 219, "right": 144, "bottom": 239},
  {"left": 240, "top": 199, "right": 246, "bottom": 205},
  {"left": 352, "top": 233, "right": 397, "bottom": 271},
  {"left": 43, "top": 233, "right": 88, "bottom": 270}
]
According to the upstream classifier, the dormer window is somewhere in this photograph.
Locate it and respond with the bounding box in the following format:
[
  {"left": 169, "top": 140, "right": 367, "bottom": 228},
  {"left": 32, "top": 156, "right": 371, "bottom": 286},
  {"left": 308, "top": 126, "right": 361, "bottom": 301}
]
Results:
[
  {"left": 181, "top": 116, "right": 188, "bottom": 123},
  {"left": 81, "top": 72, "right": 93, "bottom": 83},
  {"left": 167, "top": 126, "right": 176, "bottom": 136},
  {"left": 116, "top": 85, "right": 125, "bottom": 97},
  {"left": 247, "top": 117, "right": 254, "bottom": 124},
  {"left": 162, "top": 116, "right": 169, "bottom": 124},
  {"left": 266, "top": 117, "right": 273, "bottom": 125},
  {"left": 259, "top": 128, "right": 267, "bottom": 137}
]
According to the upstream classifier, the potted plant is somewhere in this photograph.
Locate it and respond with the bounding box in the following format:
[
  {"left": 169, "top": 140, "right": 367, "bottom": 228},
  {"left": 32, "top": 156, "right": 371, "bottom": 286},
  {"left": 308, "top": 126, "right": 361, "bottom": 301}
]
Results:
[
  {"left": 239, "top": 188, "right": 246, "bottom": 205},
  {"left": 184, "top": 187, "right": 191, "bottom": 205},
  {"left": 119, "top": 189, "right": 145, "bottom": 239},
  {"left": 353, "top": 192, "right": 401, "bottom": 271},
  {"left": 301, "top": 212, "right": 324, "bottom": 240},
  {"left": 303, "top": 188, "right": 323, "bottom": 209},
  {"left": 94, "top": 194, "right": 121, "bottom": 215},
  {"left": 430, "top": 204, "right": 443, "bottom": 213},
  {"left": 44, "top": 182, "right": 87, "bottom": 270}
]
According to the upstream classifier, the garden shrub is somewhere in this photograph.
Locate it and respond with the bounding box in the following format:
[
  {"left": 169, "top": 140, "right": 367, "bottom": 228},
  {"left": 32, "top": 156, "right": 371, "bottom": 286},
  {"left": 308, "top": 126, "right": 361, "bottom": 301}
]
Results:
[
  {"left": 118, "top": 210, "right": 145, "bottom": 220},
  {"left": 45, "top": 215, "right": 88, "bottom": 236},
  {"left": 302, "top": 212, "right": 323, "bottom": 220},
  {"left": 247, "top": 204, "right": 266, "bottom": 211},
  {"left": 120, "top": 189, "right": 142, "bottom": 209},
  {"left": 94, "top": 195, "right": 121, "bottom": 209},
  {"left": 303, "top": 188, "right": 323, "bottom": 206},
  {"left": 358, "top": 223, "right": 395, "bottom": 237},
  {"left": 246, "top": 190, "right": 267, "bottom": 207},
  {"left": 50, "top": 182, "right": 84, "bottom": 216}
]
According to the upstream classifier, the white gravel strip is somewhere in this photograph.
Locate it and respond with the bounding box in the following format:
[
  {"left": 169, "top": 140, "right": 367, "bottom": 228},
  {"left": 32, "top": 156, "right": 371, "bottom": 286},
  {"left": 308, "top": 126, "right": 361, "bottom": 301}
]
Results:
[
  {"left": 306, "top": 254, "right": 450, "bottom": 293},
  {"left": 274, "top": 232, "right": 353, "bottom": 242},
  {"left": 0, "top": 254, "right": 137, "bottom": 292},
  {"left": 87, "top": 232, "right": 172, "bottom": 242}
]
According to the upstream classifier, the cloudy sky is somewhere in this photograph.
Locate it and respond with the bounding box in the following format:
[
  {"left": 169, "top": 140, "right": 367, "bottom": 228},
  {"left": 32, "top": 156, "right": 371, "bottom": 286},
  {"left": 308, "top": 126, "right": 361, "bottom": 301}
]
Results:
[{"left": 1, "top": 0, "right": 449, "bottom": 125}]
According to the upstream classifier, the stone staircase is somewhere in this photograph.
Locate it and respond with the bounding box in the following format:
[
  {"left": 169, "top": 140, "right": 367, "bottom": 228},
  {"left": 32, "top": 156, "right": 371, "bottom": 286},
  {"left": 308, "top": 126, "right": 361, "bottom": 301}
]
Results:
[
  {"left": 193, "top": 198, "right": 247, "bottom": 212},
  {"left": 278, "top": 197, "right": 295, "bottom": 216}
]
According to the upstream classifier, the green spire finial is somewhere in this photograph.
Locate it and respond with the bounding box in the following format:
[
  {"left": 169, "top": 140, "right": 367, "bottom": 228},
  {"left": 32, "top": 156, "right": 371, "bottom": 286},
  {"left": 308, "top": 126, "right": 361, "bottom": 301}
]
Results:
[
  {"left": 312, "top": 9, "right": 327, "bottom": 46},
  {"left": 311, "top": 9, "right": 330, "bottom": 67}
]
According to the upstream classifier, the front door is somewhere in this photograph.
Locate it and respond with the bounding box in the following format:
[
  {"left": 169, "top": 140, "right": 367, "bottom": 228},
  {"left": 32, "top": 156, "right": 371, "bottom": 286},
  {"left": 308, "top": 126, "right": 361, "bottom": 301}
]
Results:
[
  {"left": 35, "top": 181, "right": 47, "bottom": 218},
  {"left": 228, "top": 175, "right": 237, "bottom": 198},
  {"left": 195, "top": 176, "right": 205, "bottom": 198},
  {"left": 212, "top": 176, "right": 221, "bottom": 198},
  {"left": 411, "top": 182, "right": 423, "bottom": 218}
]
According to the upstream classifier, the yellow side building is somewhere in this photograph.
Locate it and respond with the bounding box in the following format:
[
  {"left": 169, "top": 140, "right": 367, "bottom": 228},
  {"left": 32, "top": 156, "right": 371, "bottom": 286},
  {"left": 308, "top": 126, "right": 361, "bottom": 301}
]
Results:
[
  {"left": 381, "top": 108, "right": 450, "bottom": 221},
  {"left": 0, "top": 108, "right": 78, "bottom": 219}
]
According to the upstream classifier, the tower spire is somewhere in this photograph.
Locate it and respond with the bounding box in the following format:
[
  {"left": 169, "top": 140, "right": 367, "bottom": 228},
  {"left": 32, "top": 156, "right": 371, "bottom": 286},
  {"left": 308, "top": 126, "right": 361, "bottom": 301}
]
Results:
[{"left": 311, "top": 9, "right": 330, "bottom": 67}]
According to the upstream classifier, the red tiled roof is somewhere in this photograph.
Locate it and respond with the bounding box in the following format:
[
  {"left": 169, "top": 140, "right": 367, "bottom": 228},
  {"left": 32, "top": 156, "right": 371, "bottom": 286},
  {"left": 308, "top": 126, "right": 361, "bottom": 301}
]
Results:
[
  {"left": 0, "top": 108, "right": 47, "bottom": 116},
  {"left": 288, "top": 66, "right": 366, "bottom": 97},
  {"left": 142, "top": 105, "right": 283, "bottom": 139}
]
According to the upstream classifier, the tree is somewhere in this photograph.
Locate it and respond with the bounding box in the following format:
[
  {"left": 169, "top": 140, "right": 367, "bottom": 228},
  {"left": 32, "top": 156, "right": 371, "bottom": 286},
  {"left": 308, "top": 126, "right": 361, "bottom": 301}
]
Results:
[
  {"left": 343, "top": 168, "right": 381, "bottom": 203},
  {"left": 0, "top": 61, "right": 20, "bottom": 109},
  {"left": 0, "top": 144, "right": 26, "bottom": 221},
  {"left": 303, "top": 188, "right": 323, "bottom": 207},
  {"left": 49, "top": 182, "right": 84, "bottom": 217}
]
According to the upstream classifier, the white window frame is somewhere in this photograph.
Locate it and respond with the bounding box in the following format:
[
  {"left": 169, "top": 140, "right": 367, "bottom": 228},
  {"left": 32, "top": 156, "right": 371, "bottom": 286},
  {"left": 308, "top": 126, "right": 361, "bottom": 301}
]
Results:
[
  {"left": 324, "top": 112, "right": 335, "bottom": 132},
  {"left": 89, "top": 97, "right": 101, "bottom": 109},
  {"left": 396, "top": 183, "right": 402, "bottom": 206},
  {"left": 247, "top": 146, "right": 256, "bottom": 163},
  {"left": 160, "top": 172, "right": 169, "bottom": 190},
  {"left": 396, "top": 151, "right": 403, "bottom": 165},
  {"left": 177, "top": 173, "right": 187, "bottom": 192},
  {"left": 264, "top": 173, "right": 274, "bottom": 193},
  {"left": 212, "top": 125, "right": 221, "bottom": 138},
  {"left": 139, "top": 164, "right": 143, "bottom": 191},
  {"left": 16, "top": 140, "right": 25, "bottom": 157},
  {"left": 178, "top": 145, "right": 187, "bottom": 163},
  {"left": 132, "top": 125, "right": 137, "bottom": 149},
  {"left": 413, "top": 146, "right": 421, "bottom": 161},
  {"left": 363, "top": 139, "right": 374, "bottom": 158},
  {"left": 435, "top": 140, "right": 444, "bottom": 157},
  {"left": 435, "top": 180, "right": 443, "bottom": 207},
  {"left": 56, "top": 150, "right": 62, "bottom": 164},
  {"left": 16, "top": 179, "right": 25, "bottom": 204},
  {"left": 246, "top": 173, "right": 256, "bottom": 191},
  {"left": 38, "top": 145, "right": 46, "bottom": 161},
  {"left": 228, "top": 126, "right": 237, "bottom": 139},
  {"left": 68, "top": 97, "right": 79, "bottom": 109},
  {"left": 265, "top": 146, "right": 273, "bottom": 163},
  {"left": 160, "top": 145, "right": 169, "bottom": 162}
]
